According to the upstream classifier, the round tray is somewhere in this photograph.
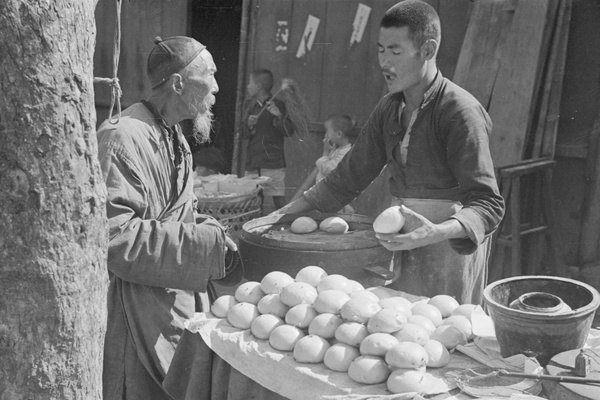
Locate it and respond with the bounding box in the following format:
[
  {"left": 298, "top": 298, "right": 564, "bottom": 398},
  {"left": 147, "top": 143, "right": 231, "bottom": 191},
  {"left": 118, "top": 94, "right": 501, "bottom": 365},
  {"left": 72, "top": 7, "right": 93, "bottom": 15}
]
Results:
[{"left": 240, "top": 212, "right": 379, "bottom": 251}]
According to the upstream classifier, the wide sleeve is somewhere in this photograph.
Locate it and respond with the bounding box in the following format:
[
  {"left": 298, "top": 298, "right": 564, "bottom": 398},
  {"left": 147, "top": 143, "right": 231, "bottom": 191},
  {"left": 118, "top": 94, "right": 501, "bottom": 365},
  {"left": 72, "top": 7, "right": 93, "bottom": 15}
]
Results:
[
  {"left": 442, "top": 104, "right": 505, "bottom": 247},
  {"left": 98, "top": 137, "right": 228, "bottom": 293},
  {"left": 304, "top": 101, "right": 389, "bottom": 212}
]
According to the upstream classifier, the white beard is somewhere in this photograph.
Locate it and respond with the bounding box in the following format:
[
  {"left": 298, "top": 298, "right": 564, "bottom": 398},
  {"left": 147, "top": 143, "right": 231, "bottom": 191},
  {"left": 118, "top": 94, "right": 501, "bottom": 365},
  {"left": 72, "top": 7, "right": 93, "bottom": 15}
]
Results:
[
  {"left": 191, "top": 93, "right": 215, "bottom": 144},
  {"left": 192, "top": 108, "right": 213, "bottom": 144}
]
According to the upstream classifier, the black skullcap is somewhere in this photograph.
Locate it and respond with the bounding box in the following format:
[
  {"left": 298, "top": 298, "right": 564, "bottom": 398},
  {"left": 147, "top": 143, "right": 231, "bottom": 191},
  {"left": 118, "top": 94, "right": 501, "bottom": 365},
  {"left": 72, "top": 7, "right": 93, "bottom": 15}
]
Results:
[{"left": 147, "top": 36, "right": 206, "bottom": 89}]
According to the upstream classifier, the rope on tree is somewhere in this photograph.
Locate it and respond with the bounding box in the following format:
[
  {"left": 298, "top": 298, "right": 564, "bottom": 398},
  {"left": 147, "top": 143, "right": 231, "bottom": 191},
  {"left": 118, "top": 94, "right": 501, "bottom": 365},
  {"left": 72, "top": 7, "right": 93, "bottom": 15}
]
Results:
[{"left": 93, "top": 0, "right": 122, "bottom": 124}]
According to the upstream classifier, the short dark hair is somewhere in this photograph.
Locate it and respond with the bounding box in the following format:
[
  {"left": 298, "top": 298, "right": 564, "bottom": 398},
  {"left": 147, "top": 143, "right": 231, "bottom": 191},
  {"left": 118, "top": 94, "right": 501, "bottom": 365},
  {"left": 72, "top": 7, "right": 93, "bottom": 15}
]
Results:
[
  {"left": 251, "top": 69, "right": 274, "bottom": 92},
  {"left": 381, "top": 0, "right": 441, "bottom": 48},
  {"left": 326, "top": 114, "right": 355, "bottom": 138}
]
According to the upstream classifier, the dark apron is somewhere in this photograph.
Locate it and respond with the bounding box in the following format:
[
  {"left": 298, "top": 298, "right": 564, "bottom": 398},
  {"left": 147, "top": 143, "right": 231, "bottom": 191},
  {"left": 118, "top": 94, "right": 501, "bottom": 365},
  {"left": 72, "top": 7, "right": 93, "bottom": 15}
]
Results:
[{"left": 388, "top": 198, "right": 490, "bottom": 305}]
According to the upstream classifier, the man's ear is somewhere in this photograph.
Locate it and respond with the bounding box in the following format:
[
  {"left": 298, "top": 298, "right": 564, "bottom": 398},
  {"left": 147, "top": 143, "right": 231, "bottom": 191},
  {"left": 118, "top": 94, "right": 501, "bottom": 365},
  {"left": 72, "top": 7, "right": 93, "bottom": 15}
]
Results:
[
  {"left": 170, "top": 73, "right": 184, "bottom": 93},
  {"left": 421, "top": 39, "right": 438, "bottom": 60}
]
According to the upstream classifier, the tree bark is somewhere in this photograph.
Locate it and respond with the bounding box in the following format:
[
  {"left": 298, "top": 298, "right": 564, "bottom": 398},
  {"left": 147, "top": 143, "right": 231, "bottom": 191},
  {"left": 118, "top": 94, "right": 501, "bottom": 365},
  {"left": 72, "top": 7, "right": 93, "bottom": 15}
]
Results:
[{"left": 0, "top": 0, "right": 106, "bottom": 398}]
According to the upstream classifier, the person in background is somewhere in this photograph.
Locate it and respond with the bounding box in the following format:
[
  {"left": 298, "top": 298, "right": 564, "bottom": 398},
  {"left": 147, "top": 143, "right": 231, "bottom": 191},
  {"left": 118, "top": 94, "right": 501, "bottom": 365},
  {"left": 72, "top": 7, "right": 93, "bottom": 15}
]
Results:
[
  {"left": 292, "top": 114, "right": 357, "bottom": 213},
  {"left": 243, "top": 69, "right": 294, "bottom": 210},
  {"left": 97, "top": 36, "right": 241, "bottom": 400},
  {"left": 316, "top": 114, "right": 356, "bottom": 183},
  {"left": 278, "top": 0, "right": 505, "bottom": 305}
]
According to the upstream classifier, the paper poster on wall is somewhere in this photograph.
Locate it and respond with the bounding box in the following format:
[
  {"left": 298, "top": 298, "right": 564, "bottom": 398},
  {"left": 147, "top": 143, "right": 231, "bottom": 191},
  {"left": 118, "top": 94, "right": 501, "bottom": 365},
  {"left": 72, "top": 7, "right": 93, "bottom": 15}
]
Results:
[
  {"left": 275, "top": 21, "right": 289, "bottom": 52},
  {"left": 350, "top": 3, "right": 371, "bottom": 46},
  {"left": 296, "top": 15, "right": 320, "bottom": 58}
]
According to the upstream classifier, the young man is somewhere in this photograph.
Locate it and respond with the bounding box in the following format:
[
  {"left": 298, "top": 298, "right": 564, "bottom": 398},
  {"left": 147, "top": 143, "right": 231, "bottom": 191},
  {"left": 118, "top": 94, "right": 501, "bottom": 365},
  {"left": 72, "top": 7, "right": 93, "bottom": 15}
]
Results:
[
  {"left": 97, "top": 36, "right": 241, "bottom": 399},
  {"left": 279, "top": 0, "right": 505, "bottom": 304},
  {"left": 243, "top": 69, "right": 293, "bottom": 210}
]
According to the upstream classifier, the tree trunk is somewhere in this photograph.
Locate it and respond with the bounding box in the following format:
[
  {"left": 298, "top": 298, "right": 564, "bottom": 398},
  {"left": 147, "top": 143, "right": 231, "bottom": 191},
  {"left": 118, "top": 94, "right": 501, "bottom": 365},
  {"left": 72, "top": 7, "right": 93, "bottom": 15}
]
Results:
[{"left": 0, "top": 0, "right": 106, "bottom": 398}]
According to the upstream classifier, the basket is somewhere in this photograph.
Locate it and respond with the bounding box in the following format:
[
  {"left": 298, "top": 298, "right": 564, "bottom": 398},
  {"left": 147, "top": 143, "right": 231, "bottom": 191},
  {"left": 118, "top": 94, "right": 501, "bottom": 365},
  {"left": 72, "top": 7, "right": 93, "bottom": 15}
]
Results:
[{"left": 196, "top": 187, "right": 263, "bottom": 240}]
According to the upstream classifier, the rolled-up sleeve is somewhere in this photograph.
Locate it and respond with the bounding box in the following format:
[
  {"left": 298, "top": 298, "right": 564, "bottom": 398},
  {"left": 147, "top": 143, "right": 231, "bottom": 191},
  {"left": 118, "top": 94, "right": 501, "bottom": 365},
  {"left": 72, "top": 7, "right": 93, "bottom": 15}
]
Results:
[{"left": 444, "top": 104, "right": 505, "bottom": 245}]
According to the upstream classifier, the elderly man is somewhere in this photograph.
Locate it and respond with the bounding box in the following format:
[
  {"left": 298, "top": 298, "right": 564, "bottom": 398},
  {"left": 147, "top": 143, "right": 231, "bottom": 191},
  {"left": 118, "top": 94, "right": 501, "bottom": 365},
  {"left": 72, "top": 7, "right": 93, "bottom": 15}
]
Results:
[
  {"left": 97, "top": 36, "right": 240, "bottom": 399},
  {"left": 279, "top": 1, "right": 504, "bottom": 305}
]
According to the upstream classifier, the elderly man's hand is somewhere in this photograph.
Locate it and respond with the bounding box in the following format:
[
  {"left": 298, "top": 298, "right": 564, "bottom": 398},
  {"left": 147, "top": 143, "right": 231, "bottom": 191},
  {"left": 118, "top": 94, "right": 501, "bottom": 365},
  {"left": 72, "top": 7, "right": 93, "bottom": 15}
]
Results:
[
  {"left": 375, "top": 205, "right": 440, "bottom": 251},
  {"left": 225, "top": 235, "right": 238, "bottom": 252}
]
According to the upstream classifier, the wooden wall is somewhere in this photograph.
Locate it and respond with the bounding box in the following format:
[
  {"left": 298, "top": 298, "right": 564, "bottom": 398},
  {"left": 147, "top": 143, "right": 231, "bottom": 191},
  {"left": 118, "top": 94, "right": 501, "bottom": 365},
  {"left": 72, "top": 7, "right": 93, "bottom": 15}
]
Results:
[
  {"left": 553, "top": 0, "right": 600, "bottom": 266},
  {"left": 94, "top": 0, "right": 190, "bottom": 125},
  {"left": 238, "top": 0, "right": 473, "bottom": 217}
]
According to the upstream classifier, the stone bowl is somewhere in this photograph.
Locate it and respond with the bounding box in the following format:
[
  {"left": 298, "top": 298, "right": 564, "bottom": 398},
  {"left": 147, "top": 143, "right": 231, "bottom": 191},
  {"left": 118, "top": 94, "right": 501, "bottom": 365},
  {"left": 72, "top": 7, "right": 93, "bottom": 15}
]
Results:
[{"left": 483, "top": 275, "right": 600, "bottom": 365}]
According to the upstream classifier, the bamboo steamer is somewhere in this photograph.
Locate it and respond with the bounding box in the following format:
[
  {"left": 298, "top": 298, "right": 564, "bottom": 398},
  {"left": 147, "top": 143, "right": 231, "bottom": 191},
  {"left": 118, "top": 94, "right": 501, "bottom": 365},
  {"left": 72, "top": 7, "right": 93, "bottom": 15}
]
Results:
[{"left": 239, "top": 212, "right": 394, "bottom": 287}]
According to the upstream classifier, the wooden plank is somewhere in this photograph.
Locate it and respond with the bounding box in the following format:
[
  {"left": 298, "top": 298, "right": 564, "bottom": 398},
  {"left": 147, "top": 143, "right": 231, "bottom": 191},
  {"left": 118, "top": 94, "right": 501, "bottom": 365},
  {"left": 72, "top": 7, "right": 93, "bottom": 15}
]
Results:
[
  {"left": 435, "top": 0, "right": 473, "bottom": 80},
  {"left": 530, "top": 0, "right": 561, "bottom": 158},
  {"left": 540, "top": 0, "right": 572, "bottom": 158},
  {"left": 527, "top": 0, "right": 560, "bottom": 159},
  {"left": 487, "top": 0, "right": 550, "bottom": 167},
  {"left": 453, "top": 0, "right": 513, "bottom": 109}
]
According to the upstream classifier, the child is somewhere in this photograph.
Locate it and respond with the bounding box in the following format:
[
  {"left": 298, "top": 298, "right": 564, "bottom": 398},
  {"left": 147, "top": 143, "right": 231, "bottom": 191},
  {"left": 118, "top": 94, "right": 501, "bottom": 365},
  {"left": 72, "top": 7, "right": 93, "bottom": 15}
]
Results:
[
  {"left": 293, "top": 115, "right": 356, "bottom": 213},
  {"left": 315, "top": 115, "right": 355, "bottom": 183},
  {"left": 243, "top": 69, "right": 293, "bottom": 210}
]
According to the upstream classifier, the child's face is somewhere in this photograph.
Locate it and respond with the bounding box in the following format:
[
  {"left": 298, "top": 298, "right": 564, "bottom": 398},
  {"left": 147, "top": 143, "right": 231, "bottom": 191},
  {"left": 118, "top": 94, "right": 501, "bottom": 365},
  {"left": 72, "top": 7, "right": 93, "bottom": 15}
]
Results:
[
  {"left": 246, "top": 75, "right": 260, "bottom": 98},
  {"left": 324, "top": 120, "right": 339, "bottom": 145}
]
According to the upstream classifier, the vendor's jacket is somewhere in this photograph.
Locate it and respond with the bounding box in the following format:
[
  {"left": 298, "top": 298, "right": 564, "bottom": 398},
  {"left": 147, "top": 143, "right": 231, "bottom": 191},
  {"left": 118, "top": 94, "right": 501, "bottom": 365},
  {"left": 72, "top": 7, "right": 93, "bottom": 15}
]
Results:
[
  {"left": 305, "top": 71, "right": 505, "bottom": 252},
  {"left": 97, "top": 103, "right": 228, "bottom": 399}
]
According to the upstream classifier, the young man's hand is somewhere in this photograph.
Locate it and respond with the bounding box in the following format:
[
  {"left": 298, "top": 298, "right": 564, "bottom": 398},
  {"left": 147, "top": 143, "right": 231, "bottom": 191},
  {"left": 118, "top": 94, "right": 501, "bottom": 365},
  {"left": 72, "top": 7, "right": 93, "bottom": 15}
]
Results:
[{"left": 374, "top": 205, "right": 466, "bottom": 251}]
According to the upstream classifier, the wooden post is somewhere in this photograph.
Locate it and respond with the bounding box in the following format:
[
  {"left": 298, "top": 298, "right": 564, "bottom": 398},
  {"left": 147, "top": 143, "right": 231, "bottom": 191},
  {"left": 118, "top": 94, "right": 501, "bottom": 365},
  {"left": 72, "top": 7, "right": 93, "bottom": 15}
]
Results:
[{"left": 232, "top": 0, "right": 253, "bottom": 176}]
